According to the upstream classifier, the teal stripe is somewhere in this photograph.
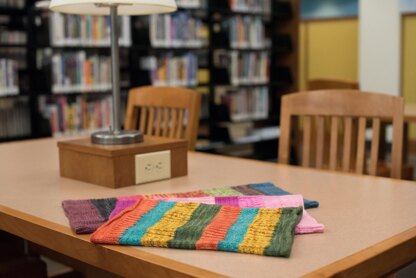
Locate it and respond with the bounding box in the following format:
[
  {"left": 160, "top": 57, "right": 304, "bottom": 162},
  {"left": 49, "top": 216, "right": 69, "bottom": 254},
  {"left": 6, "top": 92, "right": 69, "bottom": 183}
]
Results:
[
  {"left": 119, "top": 201, "right": 176, "bottom": 245},
  {"left": 217, "top": 208, "right": 259, "bottom": 252},
  {"left": 169, "top": 203, "right": 222, "bottom": 249}
]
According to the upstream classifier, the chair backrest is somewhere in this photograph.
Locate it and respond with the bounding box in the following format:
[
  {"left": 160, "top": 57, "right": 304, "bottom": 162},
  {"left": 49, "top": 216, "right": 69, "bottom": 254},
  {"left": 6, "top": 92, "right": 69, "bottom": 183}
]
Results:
[
  {"left": 308, "top": 79, "right": 359, "bottom": 90},
  {"left": 124, "top": 86, "right": 201, "bottom": 150},
  {"left": 278, "top": 90, "right": 404, "bottom": 179}
]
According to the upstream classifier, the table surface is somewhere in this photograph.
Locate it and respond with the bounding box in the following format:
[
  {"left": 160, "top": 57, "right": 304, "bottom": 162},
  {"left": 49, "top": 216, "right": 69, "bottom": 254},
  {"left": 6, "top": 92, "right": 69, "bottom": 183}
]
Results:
[{"left": 0, "top": 138, "right": 416, "bottom": 278}]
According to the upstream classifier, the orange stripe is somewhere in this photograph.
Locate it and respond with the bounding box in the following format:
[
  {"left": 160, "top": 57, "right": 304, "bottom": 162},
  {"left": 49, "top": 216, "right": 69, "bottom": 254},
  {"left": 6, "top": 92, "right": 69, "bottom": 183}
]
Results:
[
  {"left": 174, "top": 190, "right": 207, "bottom": 197},
  {"left": 195, "top": 206, "right": 241, "bottom": 250},
  {"left": 143, "top": 193, "right": 177, "bottom": 198},
  {"left": 91, "top": 199, "right": 158, "bottom": 244}
]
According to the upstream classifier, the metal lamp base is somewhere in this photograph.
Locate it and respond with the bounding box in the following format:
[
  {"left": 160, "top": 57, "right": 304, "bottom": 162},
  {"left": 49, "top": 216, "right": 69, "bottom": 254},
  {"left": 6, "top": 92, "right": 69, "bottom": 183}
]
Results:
[{"left": 91, "top": 130, "right": 144, "bottom": 145}]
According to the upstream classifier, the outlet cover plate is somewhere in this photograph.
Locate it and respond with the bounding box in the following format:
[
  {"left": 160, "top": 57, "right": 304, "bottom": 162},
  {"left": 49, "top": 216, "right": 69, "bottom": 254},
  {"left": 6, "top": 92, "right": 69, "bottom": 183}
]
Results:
[{"left": 135, "top": 150, "right": 171, "bottom": 184}]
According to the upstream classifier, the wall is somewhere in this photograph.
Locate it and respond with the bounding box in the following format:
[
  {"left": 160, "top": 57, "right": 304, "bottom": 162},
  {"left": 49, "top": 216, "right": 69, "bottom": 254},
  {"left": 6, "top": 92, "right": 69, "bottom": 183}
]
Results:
[
  {"left": 402, "top": 15, "right": 416, "bottom": 103},
  {"left": 402, "top": 15, "right": 416, "bottom": 137},
  {"left": 299, "top": 0, "right": 358, "bottom": 91},
  {"left": 359, "top": 0, "right": 401, "bottom": 96},
  {"left": 401, "top": 0, "right": 416, "bottom": 13},
  {"left": 299, "top": 0, "right": 416, "bottom": 137},
  {"left": 299, "top": 19, "right": 358, "bottom": 90},
  {"left": 300, "top": 0, "right": 416, "bottom": 97},
  {"left": 301, "top": 0, "right": 358, "bottom": 20}
]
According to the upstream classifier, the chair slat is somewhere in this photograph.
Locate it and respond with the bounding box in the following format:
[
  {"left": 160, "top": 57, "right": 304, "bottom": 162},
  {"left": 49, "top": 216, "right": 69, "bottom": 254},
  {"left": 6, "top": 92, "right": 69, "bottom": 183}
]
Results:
[
  {"left": 315, "top": 116, "right": 325, "bottom": 169},
  {"left": 176, "top": 109, "right": 184, "bottom": 139},
  {"left": 139, "top": 107, "right": 147, "bottom": 132},
  {"left": 162, "top": 108, "right": 169, "bottom": 137},
  {"left": 329, "top": 117, "right": 339, "bottom": 171},
  {"left": 155, "top": 107, "right": 162, "bottom": 136},
  {"left": 369, "top": 118, "right": 381, "bottom": 176},
  {"left": 279, "top": 91, "right": 404, "bottom": 179},
  {"left": 125, "top": 87, "right": 201, "bottom": 150},
  {"left": 302, "top": 116, "right": 312, "bottom": 167},
  {"left": 355, "top": 117, "right": 366, "bottom": 174},
  {"left": 342, "top": 117, "right": 353, "bottom": 172},
  {"left": 146, "top": 107, "right": 155, "bottom": 135},
  {"left": 169, "top": 109, "right": 177, "bottom": 138}
]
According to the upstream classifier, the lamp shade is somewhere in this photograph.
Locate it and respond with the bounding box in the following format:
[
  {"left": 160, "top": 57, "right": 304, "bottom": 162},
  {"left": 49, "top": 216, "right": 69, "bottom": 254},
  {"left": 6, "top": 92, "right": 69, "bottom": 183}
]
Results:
[{"left": 49, "top": 0, "right": 177, "bottom": 15}]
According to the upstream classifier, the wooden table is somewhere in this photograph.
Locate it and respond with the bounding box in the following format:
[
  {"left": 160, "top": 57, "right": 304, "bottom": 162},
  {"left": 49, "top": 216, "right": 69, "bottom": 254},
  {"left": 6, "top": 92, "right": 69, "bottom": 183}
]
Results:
[{"left": 0, "top": 138, "right": 415, "bottom": 278}]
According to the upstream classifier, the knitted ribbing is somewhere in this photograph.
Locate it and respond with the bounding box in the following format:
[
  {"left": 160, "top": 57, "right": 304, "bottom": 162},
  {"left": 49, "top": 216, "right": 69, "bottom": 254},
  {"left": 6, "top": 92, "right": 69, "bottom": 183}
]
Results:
[{"left": 91, "top": 199, "right": 303, "bottom": 258}]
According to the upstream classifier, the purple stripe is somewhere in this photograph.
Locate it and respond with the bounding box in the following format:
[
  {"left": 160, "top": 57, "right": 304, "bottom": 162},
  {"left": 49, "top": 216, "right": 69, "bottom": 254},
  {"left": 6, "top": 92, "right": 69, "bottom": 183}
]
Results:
[
  {"left": 109, "top": 198, "right": 141, "bottom": 219},
  {"left": 62, "top": 200, "right": 106, "bottom": 234}
]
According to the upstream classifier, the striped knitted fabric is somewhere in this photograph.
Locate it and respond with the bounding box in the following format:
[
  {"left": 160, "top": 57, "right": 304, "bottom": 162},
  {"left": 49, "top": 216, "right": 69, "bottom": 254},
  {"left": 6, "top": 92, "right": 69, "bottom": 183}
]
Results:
[
  {"left": 62, "top": 182, "right": 319, "bottom": 234},
  {"left": 156, "top": 195, "right": 324, "bottom": 234},
  {"left": 90, "top": 199, "right": 303, "bottom": 257}
]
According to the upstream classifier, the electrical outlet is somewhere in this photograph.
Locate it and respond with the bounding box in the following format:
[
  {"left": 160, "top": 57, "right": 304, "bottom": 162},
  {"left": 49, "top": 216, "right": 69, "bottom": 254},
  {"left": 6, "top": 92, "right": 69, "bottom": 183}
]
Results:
[{"left": 135, "top": 150, "right": 171, "bottom": 184}]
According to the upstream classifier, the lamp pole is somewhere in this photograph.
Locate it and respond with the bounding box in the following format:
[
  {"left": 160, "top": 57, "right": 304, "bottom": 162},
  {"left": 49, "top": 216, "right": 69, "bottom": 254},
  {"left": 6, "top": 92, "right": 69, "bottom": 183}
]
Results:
[
  {"left": 91, "top": 3, "right": 143, "bottom": 145},
  {"left": 110, "top": 5, "right": 121, "bottom": 134}
]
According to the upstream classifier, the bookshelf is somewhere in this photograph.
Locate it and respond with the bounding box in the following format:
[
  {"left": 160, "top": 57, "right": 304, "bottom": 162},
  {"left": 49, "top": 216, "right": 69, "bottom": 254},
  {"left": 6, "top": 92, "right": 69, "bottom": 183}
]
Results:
[
  {"left": 27, "top": 2, "right": 132, "bottom": 138},
  {"left": 202, "top": 0, "right": 299, "bottom": 161},
  {"left": 0, "top": 0, "right": 299, "bottom": 163},
  {"left": 0, "top": 0, "right": 32, "bottom": 142}
]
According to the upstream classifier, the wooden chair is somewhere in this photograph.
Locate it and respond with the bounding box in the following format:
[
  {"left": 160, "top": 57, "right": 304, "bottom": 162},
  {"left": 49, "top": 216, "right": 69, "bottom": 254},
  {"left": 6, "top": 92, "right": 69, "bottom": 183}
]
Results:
[
  {"left": 124, "top": 86, "right": 201, "bottom": 150},
  {"left": 278, "top": 90, "right": 404, "bottom": 179},
  {"left": 308, "top": 79, "right": 359, "bottom": 90}
]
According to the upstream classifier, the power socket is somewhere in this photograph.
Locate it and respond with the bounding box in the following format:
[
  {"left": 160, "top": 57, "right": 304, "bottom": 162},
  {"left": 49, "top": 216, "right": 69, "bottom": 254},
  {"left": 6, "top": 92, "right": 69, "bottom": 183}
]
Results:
[{"left": 135, "top": 150, "right": 171, "bottom": 184}]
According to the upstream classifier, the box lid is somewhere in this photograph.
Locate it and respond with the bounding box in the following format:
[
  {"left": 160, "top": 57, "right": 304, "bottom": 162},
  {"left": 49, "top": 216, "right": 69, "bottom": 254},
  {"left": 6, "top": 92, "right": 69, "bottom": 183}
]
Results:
[{"left": 57, "top": 136, "right": 188, "bottom": 158}]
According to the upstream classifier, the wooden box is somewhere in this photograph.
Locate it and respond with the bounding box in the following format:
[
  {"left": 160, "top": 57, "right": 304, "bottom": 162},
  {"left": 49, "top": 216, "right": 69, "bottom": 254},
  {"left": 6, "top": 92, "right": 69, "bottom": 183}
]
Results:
[{"left": 58, "top": 136, "right": 187, "bottom": 188}]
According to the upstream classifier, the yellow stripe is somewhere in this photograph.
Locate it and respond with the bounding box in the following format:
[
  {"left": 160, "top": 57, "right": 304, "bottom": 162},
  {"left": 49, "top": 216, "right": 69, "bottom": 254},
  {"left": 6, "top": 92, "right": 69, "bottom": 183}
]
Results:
[
  {"left": 140, "top": 202, "right": 200, "bottom": 248},
  {"left": 238, "top": 208, "right": 282, "bottom": 255}
]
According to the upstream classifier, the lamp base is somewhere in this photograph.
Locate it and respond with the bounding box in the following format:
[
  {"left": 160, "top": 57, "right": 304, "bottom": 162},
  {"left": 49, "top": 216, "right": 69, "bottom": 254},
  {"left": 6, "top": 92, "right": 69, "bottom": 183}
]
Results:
[{"left": 91, "top": 130, "right": 144, "bottom": 145}]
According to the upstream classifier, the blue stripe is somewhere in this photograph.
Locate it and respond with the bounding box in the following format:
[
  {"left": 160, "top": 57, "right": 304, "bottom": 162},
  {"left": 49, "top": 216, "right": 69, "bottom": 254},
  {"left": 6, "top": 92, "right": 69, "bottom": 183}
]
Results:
[
  {"left": 249, "top": 183, "right": 319, "bottom": 209},
  {"left": 119, "top": 201, "right": 176, "bottom": 245},
  {"left": 217, "top": 208, "right": 259, "bottom": 252}
]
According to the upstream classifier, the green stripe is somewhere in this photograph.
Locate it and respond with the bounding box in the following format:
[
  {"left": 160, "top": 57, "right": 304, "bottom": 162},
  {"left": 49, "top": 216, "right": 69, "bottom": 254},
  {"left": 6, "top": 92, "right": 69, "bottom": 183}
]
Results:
[
  {"left": 203, "top": 187, "right": 243, "bottom": 196},
  {"left": 168, "top": 203, "right": 222, "bottom": 249},
  {"left": 264, "top": 207, "right": 303, "bottom": 257}
]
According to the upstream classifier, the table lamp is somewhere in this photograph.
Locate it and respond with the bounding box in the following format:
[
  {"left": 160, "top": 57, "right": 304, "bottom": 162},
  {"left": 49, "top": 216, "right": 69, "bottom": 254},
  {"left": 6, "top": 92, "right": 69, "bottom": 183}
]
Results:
[{"left": 49, "top": 0, "right": 177, "bottom": 144}]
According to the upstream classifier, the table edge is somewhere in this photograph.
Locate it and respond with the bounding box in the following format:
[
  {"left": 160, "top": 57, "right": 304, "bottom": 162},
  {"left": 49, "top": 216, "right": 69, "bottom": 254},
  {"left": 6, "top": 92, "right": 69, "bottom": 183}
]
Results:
[
  {"left": 0, "top": 205, "right": 228, "bottom": 278},
  {"left": 2, "top": 203, "right": 415, "bottom": 278},
  {"left": 302, "top": 226, "right": 416, "bottom": 278}
]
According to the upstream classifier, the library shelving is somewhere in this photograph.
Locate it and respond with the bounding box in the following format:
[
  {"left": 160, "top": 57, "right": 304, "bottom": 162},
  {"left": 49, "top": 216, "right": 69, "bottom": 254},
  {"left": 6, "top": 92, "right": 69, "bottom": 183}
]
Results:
[
  {"left": 202, "top": 0, "right": 299, "bottom": 161},
  {"left": 27, "top": 3, "right": 134, "bottom": 138},
  {"left": 0, "top": 0, "right": 32, "bottom": 141},
  {"left": 0, "top": 0, "right": 299, "bottom": 163}
]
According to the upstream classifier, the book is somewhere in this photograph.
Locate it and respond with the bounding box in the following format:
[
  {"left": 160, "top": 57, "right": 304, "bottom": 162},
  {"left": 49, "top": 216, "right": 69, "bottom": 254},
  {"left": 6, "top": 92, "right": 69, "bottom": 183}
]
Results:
[
  {"left": 216, "top": 86, "right": 269, "bottom": 122},
  {"left": 51, "top": 51, "right": 111, "bottom": 94},
  {"left": 0, "top": 97, "right": 31, "bottom": 139},
  {"left": 228, "top": 15, "right": 270, "bottom": 49},
  {"left": 0, "top": 0, "right": 25, "bottom": 8},
  {"left": 150, "top": 11, "right": 208, "bottom": 48},
  {"left": 0, "top": 58, "right": 19, "bottom": 96},
  {"left": 215, "top": 50, "right": 269, "bottom": 86},
  {"left": 141, "top": 52, "right": 198, "bottom": 87},
  {"left": 49, "top": 12, "right": 131, "bottom": 47},
  {"left": 229, "top": 0, "right": 271, "bottom": 14},
  {"left": 43, "top": 95, "right": 113, "bottom": 137}
]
